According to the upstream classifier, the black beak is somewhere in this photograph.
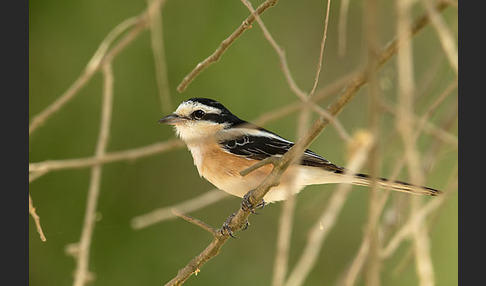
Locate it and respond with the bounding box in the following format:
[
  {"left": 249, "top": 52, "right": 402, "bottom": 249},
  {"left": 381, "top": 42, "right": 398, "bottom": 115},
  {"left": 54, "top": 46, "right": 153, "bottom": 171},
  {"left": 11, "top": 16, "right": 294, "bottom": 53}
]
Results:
[{"left": 158, "top": 114, "right": 186, "bottom": 125}]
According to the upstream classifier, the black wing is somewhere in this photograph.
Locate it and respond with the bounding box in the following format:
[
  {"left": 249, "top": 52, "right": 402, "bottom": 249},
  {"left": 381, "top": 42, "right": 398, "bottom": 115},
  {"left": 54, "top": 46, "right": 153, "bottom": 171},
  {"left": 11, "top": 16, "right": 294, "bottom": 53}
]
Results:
[{"left": 220, "top": 132, "right": 344, "bottom": 172}]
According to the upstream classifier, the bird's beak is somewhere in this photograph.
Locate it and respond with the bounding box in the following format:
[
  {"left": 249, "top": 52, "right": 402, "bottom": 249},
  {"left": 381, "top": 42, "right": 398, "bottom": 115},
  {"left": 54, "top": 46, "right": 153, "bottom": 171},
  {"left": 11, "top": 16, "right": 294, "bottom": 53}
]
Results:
[{"left": 158, "top": 114, "right": 185, "bottom": 125}]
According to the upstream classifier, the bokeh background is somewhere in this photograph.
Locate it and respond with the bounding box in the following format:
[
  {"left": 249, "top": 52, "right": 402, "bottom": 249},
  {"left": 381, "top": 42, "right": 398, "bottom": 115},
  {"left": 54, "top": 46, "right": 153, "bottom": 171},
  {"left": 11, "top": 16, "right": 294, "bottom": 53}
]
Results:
[{"left": 29, "top": 0, "right": 457, "bottom": 285}]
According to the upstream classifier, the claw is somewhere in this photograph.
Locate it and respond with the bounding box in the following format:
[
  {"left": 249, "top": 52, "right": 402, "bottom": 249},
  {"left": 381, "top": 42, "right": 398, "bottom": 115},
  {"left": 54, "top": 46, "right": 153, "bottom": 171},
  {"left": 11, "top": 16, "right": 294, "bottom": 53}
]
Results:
[
  {"left": 242, "top": 220, "right": 250, "bottom": 231},
  {"left": 219, "top": 211, "right": 252, "bottom": 238},
  {"left": 241, "top": 190, "right": 266, "bottom": 214},
  {"left": 220, "top": 212, "right": 239, "bottom": 238},
  {"left": 221, "top": 224, "right": 238, "bottom": 238}
]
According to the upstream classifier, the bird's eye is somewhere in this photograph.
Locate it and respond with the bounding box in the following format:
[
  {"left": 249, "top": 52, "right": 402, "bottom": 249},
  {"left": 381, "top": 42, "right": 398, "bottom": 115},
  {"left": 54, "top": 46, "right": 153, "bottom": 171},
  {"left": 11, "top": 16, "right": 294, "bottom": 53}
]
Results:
[{"left": 192, "top": 109, "right": 206, "bottom": 120}]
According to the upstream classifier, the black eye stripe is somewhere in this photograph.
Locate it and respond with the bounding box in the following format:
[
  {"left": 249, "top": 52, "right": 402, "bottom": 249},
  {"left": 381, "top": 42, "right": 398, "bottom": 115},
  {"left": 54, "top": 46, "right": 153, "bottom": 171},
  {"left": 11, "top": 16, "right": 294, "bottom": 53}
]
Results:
[{"left": 202, "top": 113, "right": 226, "bottom": 123}]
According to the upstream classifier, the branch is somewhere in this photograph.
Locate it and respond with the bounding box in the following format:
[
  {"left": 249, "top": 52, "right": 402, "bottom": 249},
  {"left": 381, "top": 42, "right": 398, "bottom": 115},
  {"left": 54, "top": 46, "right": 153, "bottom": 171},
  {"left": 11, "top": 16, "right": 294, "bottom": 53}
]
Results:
[
  {"left": 422, "top": 0, "right": 458, "bottom": 75},
  {"left": 171, "top": 209, "right": 219, "bottom": 237},
  {"left": 29, "top": 139, "right": 185, "bottom": 182},
  {"left": 242, "top": 0, "right": 307, "bottom": 101},
  {"left": 71, "top": 63, "right": 114, "bottom": 286},
  {"left": 147, "top": 0, "right": 172, "bottom": 113},
  {"left": 176, "top": 0, "right": 279, "bottom": 93},
  {"left": 29, "top": 194, "right": 47, "bottom": 242},
  {"left": 131, "top": 189, "right": 229, "bottom": 230}
]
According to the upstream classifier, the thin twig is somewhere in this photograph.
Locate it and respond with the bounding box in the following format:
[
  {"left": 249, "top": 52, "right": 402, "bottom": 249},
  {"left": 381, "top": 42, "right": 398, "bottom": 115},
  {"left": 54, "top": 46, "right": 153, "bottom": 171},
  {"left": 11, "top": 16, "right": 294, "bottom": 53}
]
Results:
[
  {"left": 72, "top": 63, "right": 114, "bottom": 286},
  {"left": 29, "top": 194, "right": 47, "bottom": 242},
  {"left": 147, "top": 0, "right": 172, "bottom": 113},
  {"left": 176, "top": 0, "right": 279, "bottom": 93},
  {"left": 242, "top": 0, "right": 307, "bottom": 101},
  {"left": 396, "top": 0, "right": 435, "bottom": 284},
  {"left": 28, "top": 17, "right": 137, "bottom": 136},
  {"left": 422, "top": 0, "right": 458, "bottom": 75},
  {"left": 131, "top": 189, "right": 229, "bottom": 230},
  {"left": 171, "top": 209, "right": 219, "bottom": 236},
  {"left": 240, "top": 156, "right": 279, "bottom": 177},
  {"left": 363, "top": 0, "right": 382, "bottom": 284},
  {"left": 338, "top": 0, "right": 350, "bottom": 57},
  {"left": 309, "top": 0, "right": 332, "bottom": 96},
  {"left": 380, "top": 99, "right": 458, "bottom": 149},
  {"left": 29, "top": 139, "right": 185, "bottom": 182},
  {"left": 272, "top": 193, "right": 296, "bottom": 286}
]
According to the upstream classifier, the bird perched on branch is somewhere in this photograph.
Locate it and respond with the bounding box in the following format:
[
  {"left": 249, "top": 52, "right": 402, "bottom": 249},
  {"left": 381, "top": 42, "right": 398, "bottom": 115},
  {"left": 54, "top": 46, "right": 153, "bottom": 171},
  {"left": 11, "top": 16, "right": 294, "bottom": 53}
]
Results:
[{"left": 159, "top": 98, "right": 441, "bottom": 205}]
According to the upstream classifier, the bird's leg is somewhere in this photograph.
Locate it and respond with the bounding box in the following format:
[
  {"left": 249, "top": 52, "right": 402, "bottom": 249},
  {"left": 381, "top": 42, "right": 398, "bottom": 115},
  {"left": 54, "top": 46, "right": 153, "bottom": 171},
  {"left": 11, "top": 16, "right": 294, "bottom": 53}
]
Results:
[
  {"left": 241, "top": 189, "right": 266, "bottom": 214},
  {"left": 219, "top": 212, "right": 250, "bottom": 239},
  {"left": 219, "top": 189, "right": 265, "bottom": 238}
]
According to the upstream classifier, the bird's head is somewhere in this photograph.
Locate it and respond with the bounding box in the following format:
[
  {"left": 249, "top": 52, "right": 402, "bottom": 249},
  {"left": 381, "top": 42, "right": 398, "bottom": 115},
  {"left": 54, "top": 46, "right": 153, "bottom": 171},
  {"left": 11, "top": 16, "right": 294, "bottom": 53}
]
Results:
[{"left": 159, "top": 98, "right": 246, "bottom": 143}]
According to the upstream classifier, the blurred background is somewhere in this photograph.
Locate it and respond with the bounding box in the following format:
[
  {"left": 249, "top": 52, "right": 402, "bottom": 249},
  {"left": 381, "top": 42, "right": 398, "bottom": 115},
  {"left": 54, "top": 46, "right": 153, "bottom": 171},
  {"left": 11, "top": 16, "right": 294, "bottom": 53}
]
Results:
[{"left": 29, "top": 0, "right": 457, "bottom": 285}]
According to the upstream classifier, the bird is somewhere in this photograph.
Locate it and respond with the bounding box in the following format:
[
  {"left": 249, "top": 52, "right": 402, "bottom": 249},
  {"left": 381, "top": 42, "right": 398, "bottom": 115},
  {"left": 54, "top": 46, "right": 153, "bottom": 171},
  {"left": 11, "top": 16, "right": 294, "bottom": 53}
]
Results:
[{"left": 159, "top": 97, "right": 441, "bottom": 206}]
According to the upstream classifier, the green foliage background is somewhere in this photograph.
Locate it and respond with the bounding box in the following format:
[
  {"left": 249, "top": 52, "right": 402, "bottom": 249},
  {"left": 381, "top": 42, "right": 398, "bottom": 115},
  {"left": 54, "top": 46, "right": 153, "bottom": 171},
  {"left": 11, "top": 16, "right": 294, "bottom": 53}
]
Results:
[{"left": 29, "top": 0, "right": 457, "bottom": 285}]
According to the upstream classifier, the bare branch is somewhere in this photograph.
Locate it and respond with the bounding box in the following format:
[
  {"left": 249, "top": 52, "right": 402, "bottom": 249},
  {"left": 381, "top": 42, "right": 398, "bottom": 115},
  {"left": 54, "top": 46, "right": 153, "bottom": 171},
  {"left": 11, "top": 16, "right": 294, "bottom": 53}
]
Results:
[
  {"left": 241, "top": 0, "right": 307, "bottom": 101},
  {"left": 72, "top": 63, "right": 114, "bottom": 286},
  {"left": 422, "top": 0, "right": 458, "bottom": 74},
  {"left": 176, "top": 0, "right": 279, "bottom": 93},
  {"left": 131, "top": 189, "right": 229, "bottom": 230},
  {"left": 29, "top": 139, "right": 185, "bottom": 182},
  {"left": 29, "top": 194, "right": 47, "bottom": 242},
  {"left": 338, "top": 0, "right": 351, "bottom": 57},
  {"left": 147, "top": 0, "right": 172, "bottom": 113},
  {"left": 171, "top": 209, "right": 219, "bottom": 236},
  {"left": 29, "top": 17, "right": 137, "bottom": 136},
  {"left": 309, "top": 0, "right": 332, "bottom": 96},
  {"left": 396, "top": 0, "right": 435, "bottom": 284},
  {"left": 239, "top": 156, "right": 279, "bottom": 177}
]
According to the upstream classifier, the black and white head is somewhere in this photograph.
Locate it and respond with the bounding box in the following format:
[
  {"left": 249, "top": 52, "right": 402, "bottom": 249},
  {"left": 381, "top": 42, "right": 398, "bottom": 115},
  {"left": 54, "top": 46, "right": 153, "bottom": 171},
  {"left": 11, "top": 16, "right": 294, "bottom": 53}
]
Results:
[{"left": 159, "top": 98, "right": 247, "bottom": 142}]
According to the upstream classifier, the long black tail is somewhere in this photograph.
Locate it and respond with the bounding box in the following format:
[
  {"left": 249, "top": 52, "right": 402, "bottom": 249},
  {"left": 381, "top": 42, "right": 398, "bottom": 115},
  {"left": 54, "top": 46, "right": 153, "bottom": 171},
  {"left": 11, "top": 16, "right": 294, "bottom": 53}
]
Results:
[{"left": 350, "top": 173, "right": 442, "bottom": 196}]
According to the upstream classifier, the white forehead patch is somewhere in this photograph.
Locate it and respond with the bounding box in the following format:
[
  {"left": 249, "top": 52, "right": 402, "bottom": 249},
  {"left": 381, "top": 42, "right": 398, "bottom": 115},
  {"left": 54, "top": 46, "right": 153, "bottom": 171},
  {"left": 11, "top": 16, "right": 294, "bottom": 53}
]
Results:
[{"left": 175, "top": 100, "right": 222, "bottom": 117}]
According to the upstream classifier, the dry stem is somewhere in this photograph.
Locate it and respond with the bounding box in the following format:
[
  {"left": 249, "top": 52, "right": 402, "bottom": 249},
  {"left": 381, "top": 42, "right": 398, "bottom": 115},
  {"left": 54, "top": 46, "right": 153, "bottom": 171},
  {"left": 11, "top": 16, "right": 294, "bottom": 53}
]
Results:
[
  {"left": 29, "top": 139, "right": 185, "bottom": 182},
  {"left": 176, "top": 0, "right": 279, "bottom": 93},
  {"left": 29, "top": 194, "right": 47, "bottom": 242},
  {"left": 72, "top": 63, "right": 114, "bottom": 286},
  {"left": 131, "top": 189, "right": 229, "bottom": 229}
]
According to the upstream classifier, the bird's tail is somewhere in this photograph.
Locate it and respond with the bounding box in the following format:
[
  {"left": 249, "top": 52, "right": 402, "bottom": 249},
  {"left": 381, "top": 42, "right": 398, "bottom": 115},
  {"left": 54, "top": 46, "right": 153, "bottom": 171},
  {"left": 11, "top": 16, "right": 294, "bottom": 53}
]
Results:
[{"left": 348, "top": 173, "right": 441, "bottom": 196}]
